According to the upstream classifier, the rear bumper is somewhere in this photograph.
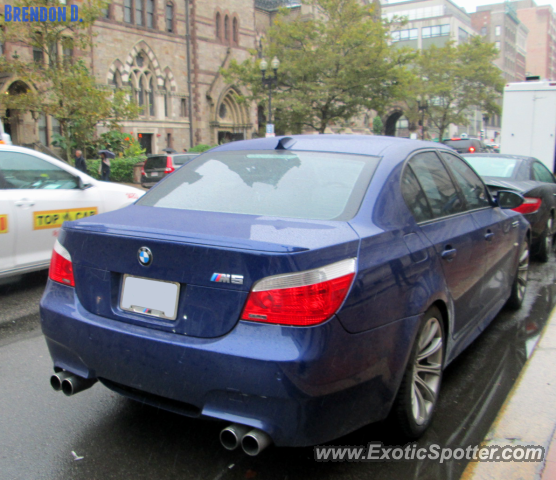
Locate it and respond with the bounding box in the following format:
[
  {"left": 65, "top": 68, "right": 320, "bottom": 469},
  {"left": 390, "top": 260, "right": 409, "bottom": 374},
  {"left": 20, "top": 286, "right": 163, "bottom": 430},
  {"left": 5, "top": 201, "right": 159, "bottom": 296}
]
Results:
[{"left": 40, "top": 279, "right": 420, "bottom": 446}]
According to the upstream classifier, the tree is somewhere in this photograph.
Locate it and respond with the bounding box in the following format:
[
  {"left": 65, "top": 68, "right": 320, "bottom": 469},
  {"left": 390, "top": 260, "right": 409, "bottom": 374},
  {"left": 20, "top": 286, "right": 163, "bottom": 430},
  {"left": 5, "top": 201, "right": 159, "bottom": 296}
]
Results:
[
  {"left": 372, "top": 115, "right": 383, "bottom": 135},
  {"left": 410, "top": 37, "right": 505, "bottom": 141},
  {"left": 0, "top": 0, "right": 139, "bottom": 161},
  {"left": 224, "top": 0, "right": 411, "bottom": 134}
]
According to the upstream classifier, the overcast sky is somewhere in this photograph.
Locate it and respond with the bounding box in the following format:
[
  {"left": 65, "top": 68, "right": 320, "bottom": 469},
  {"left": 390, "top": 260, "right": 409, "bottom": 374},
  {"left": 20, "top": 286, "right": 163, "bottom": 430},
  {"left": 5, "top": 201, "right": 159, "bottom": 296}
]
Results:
[{"left": 384, "top": 0, "right": 556, "bottom": 13}]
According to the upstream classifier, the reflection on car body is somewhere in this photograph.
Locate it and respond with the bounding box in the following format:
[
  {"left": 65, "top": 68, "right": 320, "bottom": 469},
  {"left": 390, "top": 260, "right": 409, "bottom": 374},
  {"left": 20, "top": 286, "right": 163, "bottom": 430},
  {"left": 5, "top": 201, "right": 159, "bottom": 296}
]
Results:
[
  {"left": 0, "top": 145, "right": 144, "bottom": 280},
  {"left": 41, "top": 135, "right": 530, "bottom": 453}
]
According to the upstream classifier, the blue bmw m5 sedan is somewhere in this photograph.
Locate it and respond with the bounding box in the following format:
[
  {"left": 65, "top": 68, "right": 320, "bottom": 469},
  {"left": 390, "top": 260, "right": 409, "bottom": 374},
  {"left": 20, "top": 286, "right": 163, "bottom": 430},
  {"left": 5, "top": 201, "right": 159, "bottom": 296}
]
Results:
[{"left": 40, "top": 135, "right": 530, "bottom": 454}]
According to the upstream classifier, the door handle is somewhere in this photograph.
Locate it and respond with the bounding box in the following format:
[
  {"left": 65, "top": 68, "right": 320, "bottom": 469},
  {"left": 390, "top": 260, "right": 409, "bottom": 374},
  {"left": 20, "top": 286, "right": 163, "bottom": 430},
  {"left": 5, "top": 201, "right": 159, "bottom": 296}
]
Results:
[
  {"left": 485, "top": 231, "right": 495, "bottom": 241},
  {"left": 15, "top": 199, "right": 35, "bottom": 207},
  {"left": 441, "top": 247, "right": 457, "bottom": 261}
]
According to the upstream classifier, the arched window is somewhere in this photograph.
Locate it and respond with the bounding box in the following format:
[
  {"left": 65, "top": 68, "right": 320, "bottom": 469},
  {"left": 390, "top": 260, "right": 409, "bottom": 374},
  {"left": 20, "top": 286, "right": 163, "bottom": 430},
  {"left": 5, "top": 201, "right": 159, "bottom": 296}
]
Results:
[
  {"left": 224, "top": 15, "right": 229, "bottom": 43},
  {"left": 111, "top": 70, "right": 122, "bottom": 88},
  {"left": 138, "top": 75, "right": 145, "bottom": 112},
  {"left": 232, "top": 17, "right": 238, "bottom": 45},
  {"left": 162, "top": 79, "right": 170, "bottom": 117},
  {"left": 135, "top": 0, "right": 143, "bottom": 26},
  {"left": 215, "top": 12, "right": 221, "bottom": 40},
  {"left": 148, "top": 77, "right": 154, "bottom": 116},
  {"left": 146, "top": 0, "right": 154, "bottom": 28},
  {"left": 166, "top": 3, "right": 173, "bottom": 32}
]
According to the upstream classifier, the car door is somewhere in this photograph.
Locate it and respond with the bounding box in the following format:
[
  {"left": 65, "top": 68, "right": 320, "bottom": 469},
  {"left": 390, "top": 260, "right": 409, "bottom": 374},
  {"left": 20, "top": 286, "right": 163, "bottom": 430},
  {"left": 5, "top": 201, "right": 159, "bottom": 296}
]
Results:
[
  {"left": 531, "top": 160, "right": 556, "bottom": 208},
  {"left": 408, "top": 151, "right": 489, "bottom": 337},
  {"left": 0, "top": 173, "right": 16, "bottom": 273},
  {"left": 0, "top": 150, "right": 102, "bottom": 269},
  {"left": 440, "top": 151, "right": 517, "bottom": 317}
]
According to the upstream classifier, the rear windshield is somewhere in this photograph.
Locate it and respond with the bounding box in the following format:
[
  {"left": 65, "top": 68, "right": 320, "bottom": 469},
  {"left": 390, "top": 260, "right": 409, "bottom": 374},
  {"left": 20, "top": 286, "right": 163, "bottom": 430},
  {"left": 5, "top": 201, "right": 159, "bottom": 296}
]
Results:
[
  {"left": 464, "top": 156, "right": 519, "bottom": 178},
  {"left": 443, "top": 140, "right": 478, "bottom": 148},
  {"left": 138, "top": 150, "right": 380, "bottom": 221},
  {"left": 173, "top": 154, "right": 197, "bottom": 166},
  {"left": 145, "top": 156, "right": 167, "bottom": 169}
]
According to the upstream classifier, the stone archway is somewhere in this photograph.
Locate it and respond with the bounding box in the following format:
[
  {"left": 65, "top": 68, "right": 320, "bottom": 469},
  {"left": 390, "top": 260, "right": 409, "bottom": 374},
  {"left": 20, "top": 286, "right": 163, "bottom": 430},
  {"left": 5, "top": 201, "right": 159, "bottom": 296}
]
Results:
[
  {"left": 384, "top": 110, "right": 404, "bottom": 137},
  {"left": 3, "top": 80, "right": 36, "bottom": 145},
  {"left": 212, "top": 88, "right": 250, "bottom": 144}
]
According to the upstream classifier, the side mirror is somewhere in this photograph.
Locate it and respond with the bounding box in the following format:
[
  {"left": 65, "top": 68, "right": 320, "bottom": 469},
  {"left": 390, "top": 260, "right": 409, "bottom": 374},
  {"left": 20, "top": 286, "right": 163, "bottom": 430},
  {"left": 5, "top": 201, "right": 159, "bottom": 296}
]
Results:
[
  {"left": 78, "top": 176, "right": 92, "bottom": 190},
  {"left": 496, "top": 190, "right": 524, "bottom": 209}
]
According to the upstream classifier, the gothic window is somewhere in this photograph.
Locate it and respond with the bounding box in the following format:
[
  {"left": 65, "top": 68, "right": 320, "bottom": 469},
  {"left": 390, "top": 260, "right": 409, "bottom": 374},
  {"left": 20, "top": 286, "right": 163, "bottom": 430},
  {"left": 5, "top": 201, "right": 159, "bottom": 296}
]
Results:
[
  {"left": 224, "top": 15, "right": 229, "bottom": 43},
  {"left": 162, "top": 79, "right": 170, "bottom": 117},
  {"left": 127, "top": 53, "right": 156, "bottom": 117},
  {"left": 215, "top": 12, "right": 221, "bottom": 40},
  {"left": 232, "top": 17, "right": 238, "bottom": 45},
  {"left": 148, "top": 77, "right": 154, "bottom": 116}
]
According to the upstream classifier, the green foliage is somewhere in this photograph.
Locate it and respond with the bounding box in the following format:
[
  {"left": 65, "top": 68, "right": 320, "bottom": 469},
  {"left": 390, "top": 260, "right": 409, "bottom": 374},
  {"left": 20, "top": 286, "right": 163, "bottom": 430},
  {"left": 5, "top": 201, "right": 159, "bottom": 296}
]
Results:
[
  {"left": 408, "top": 37, "right": 505, "bottom": 140},
  {"left": 223, "top": 0, "right": 411, "bottom": 134},
  {"left": 87, "top": 157, "right": 141, "bottom": 183},
  {"left": 372, "top": 116, "right": 384, "bottom": 135},
  {"left": 190, "top": 144, "right": 217, "bottom": 153}
]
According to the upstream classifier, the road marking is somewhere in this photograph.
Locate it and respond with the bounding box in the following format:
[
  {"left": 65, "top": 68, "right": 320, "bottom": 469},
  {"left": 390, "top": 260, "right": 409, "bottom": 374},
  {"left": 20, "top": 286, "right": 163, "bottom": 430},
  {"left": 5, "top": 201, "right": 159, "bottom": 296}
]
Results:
[{"left": 33, "top": 207, "right": 98, "bottom": 230}]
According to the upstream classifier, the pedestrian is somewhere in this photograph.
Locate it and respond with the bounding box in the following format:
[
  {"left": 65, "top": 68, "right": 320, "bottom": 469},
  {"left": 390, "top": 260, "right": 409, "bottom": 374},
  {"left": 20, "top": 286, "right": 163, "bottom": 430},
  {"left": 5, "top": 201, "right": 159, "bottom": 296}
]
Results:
[
  {"left": 74, "top": 150, "right": 87, "bottom": 174},
  {"left": 183, "top": 148, "right": 188, "bottom": 152},
  {"left": 98, "top": 152, "right": 111, "bottom": 181}
]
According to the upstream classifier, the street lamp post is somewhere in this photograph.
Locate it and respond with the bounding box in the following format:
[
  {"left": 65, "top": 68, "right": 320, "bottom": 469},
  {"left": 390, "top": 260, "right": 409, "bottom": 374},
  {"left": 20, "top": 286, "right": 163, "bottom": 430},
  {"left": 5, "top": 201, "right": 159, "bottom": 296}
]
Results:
[
  {"left": 417, "top": 100, "right": 429, "bottom": 140},
  {"left": 260, "top": 56, "right": 280, "bottom": 137}
]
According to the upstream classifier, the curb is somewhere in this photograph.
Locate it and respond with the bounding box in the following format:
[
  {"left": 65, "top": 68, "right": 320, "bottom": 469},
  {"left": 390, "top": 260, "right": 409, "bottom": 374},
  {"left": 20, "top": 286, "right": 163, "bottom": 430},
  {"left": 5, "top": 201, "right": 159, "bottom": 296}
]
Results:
[{"left": 461, "top": 304, "right": 556, "bottom": 480}]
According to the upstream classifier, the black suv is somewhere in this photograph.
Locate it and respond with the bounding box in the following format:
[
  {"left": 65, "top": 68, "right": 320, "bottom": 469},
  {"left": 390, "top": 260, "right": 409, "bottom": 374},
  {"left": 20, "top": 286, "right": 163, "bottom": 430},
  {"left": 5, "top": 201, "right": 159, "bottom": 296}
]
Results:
[
  {"left": 141, "top": 153, "right": 198, "bottom": 188},
  {"left": 442, "top": 138, "right": 486, "bottom": 154}
]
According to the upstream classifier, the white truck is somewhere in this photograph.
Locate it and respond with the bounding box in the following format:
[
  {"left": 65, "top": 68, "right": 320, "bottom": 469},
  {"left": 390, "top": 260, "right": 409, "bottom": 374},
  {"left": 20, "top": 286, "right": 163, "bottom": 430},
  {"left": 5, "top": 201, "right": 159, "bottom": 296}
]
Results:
[{"left": 501, "top": 79, "right": 556, "bottom": 172}]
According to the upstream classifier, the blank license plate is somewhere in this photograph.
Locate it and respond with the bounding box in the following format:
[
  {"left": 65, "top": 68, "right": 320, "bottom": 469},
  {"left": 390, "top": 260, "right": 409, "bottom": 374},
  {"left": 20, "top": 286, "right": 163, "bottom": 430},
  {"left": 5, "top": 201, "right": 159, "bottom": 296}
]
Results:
[
  {"left": 151, "top": 172, "right": 159, "bottom": 177},
  {"left": 120, "top": 275, "right": 180, "bottom": 320}
]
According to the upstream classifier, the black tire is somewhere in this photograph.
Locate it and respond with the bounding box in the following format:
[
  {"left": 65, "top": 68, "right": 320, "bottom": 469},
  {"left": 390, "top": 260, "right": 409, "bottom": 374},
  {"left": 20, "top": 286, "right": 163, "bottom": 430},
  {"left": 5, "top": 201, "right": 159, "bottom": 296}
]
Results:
[
  {"left": 507, "top": 238, "right": 530, "bottom": 310},
  {"left": 536, "top": 216, "right": 553, "bottom": 263},
  {"left": 390, "top": 306, "right": 444, "bottom": 440}
]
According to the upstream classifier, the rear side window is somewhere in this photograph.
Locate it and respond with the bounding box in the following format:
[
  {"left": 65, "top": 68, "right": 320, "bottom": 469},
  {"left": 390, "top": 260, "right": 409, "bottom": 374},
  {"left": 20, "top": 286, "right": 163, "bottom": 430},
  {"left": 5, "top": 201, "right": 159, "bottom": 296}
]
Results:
[
  {"left": 173, "top": 155, "right": 197, "bottom": 166},
  {"left": 401, "top": 165, "right": 433, "bottom": 222},
  {"left": 408, "top": 152, "right": 464, "bottom": 218},
  {"left": 145, "top": 156, "right": 167, "bottom": 169},
  {"left": 532, "top": 162, "right": 555, "bottom": 183},
  {"left": 138, "top": 150, "right": 380, "bottom": 221}
]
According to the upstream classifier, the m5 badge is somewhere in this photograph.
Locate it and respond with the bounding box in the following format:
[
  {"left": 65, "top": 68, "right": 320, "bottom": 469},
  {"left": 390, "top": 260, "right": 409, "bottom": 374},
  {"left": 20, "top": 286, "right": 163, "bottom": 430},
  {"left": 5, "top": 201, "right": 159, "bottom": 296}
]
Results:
[{"left": 211, "top": 273, "right": 244, "bottom": 285}]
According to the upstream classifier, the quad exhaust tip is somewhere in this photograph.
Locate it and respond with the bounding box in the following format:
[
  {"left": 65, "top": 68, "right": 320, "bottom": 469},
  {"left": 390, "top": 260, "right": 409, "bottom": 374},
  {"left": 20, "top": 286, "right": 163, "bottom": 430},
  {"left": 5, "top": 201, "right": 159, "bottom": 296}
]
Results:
[
  {"left": 220, "top": 424, "right": 272, "bottom": 456},
  {"left": 50, "top": 371, "right": 97, "bottom": 396}
]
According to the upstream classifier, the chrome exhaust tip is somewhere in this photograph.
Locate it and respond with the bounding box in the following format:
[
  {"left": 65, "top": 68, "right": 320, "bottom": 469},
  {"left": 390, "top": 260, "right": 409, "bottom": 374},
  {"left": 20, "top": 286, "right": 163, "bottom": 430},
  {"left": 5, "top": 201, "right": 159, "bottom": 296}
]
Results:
[
  {"left": 61, "top": 375, "right": 97, "bottom": 396},
  {"left": 50, "top": 371, "right": 73, "bottom": 392},
  {"left": 220, "top": 424, "right": 251, "bottom": 451},
  {"left": 241, "top": 429, "right": 272, "bottom": 456}
]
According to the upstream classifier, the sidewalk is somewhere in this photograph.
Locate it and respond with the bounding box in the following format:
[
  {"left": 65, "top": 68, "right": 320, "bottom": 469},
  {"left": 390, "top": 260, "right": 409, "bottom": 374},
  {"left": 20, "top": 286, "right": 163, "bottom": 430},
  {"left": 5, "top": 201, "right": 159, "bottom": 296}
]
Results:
[{"left": 461, "top": 305, "right": 556, "bottom": 480}]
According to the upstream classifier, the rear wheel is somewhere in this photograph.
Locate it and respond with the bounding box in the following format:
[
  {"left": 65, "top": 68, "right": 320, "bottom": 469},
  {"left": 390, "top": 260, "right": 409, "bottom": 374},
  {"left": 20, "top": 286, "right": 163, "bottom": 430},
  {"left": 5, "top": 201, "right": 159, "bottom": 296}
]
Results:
[
  {"left": 507, "top": 238, "right": 529, "bottom": 309},
  {"left": 390, "top": 307, "right": 444, "bottom": 439},
  {"left": 537, "top": 216, "right": 553, "bottom": 263}
]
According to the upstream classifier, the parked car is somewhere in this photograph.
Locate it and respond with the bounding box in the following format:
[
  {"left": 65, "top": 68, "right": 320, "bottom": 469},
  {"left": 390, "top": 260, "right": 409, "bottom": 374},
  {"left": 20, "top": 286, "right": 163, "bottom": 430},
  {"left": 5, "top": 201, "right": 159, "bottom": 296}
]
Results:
[
  {"left": 41, "top": 135, "right": 529, "bottom": 454},
  {"left": 463, "top": 153, "right": 556, "bottom": 262},
  {"left": 141, "top": 153, "right": 199, "bottom": 188},
  {"left": 442, "top": 137, "right": 486, "bottom": 154},
  {"left": 0, "top": 145, "right": 144, "bottom": 279}
]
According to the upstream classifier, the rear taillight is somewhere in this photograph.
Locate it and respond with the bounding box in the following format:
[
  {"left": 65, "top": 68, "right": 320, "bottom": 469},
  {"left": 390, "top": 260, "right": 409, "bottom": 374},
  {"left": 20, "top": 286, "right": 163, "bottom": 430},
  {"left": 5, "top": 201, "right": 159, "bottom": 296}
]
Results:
[
  {"left": 468, "top": 146, "right": 476, "bottom": 153},
  {"left": 49, "top": 239, "right": 75, "bottom": 287},
  {"left": 512, "top": 197, "right": 542, "bottom": 214},
  {"left": 165, "top": 156, "right": 174, "bottom": 174},
  {"left": 141, "top": 166, "right": 146, "bottom": 176},
  {"left": 241, "top": 258, "right": 356, "bottom": 326}
]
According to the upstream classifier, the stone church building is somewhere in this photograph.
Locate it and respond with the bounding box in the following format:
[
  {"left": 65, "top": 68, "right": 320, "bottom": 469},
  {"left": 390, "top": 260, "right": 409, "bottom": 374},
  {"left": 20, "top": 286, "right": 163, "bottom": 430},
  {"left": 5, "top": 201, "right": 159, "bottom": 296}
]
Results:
[{"left": 0, "top": 0, "right": 305, "bottom": 154}]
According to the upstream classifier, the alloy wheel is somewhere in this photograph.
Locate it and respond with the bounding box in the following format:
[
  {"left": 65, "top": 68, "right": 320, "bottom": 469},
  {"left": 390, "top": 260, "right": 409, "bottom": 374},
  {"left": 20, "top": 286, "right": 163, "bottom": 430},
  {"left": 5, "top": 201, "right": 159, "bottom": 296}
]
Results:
[
  {"left": 411, "top": 317, "right": 443, "bottom": 426},
  {"left": 516, "top": 242, "right": 530, "bottom": 303}
]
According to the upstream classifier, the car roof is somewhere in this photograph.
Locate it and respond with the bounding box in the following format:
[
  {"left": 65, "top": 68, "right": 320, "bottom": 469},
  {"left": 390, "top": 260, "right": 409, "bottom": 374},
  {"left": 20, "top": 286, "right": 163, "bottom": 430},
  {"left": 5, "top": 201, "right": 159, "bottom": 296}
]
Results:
[
  {"left": 210, "top": 134, "right": 453, "bottom": 164},
  {"left": 462, "top": 153, "right": 535, "bottom": 161}
]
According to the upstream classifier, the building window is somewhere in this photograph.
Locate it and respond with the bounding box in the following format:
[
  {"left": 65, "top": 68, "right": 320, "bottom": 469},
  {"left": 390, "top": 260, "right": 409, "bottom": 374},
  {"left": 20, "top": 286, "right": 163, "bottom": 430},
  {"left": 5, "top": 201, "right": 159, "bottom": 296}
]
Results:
[
  {"left": 136, "top": 0, "right": 144, "bottom": 26},
  {"left": 124, "top": 0, "right": 132, "bottom": 23},
  {"left": 166, "top": 3, "right": 173, "bottom": 32},
  {"left": 101, "top": 3, "right": 110, "bottom": 18},
  {"left": 147, "top": 0, "right": 154, "bottom": 28},
  {"left": 480, "top": 26, "right": 487, "bottom": 36},
  {"left": 167, "top": 133, "right": 172, "bottom": 148},
  {"left": 162, "top": 80, "right": 170, "bottom": 117},
  {"left": 62, "top": 46, "right": 73, "bottom": 65},
  {"left": 233, "top": 17, "right": 238, "bottom": 45},
  {"left": 33, "top": 47, "right": 44, "bottom": 64},
  {"left": 38, "top": 114, "right": 47, "bottom": 145},
  {"left": 422, "top": 24, "right": 450, "bottom": 38},
  {"left": 48, "top": 42, "right": 58, "bottom": 67},
  {"left": 495, "top": 41, "right": 500, "bottom": 50},
  {"left": 148, "top": 77, "right": 154, "bottom": 116},
  {"left": 224, "top": 15, "right": 229, "bottom": 42},
  {"left": 458, "top": 28, "right": 469, "bottom": 44},
  {"left": 51, "top": 117, "right": 61, "bottom": 138},
  {"left": 495, "top": 25, "right": 501, "bottom": 36},
  {"left": 391, "top": 28, "right": 418, "bottom": 42},
  {"left": 216, "top": 12, "right": 221, "bottom": 40},
  {"left": 181, "top": 98, "right": 187, "bottom": 117}
]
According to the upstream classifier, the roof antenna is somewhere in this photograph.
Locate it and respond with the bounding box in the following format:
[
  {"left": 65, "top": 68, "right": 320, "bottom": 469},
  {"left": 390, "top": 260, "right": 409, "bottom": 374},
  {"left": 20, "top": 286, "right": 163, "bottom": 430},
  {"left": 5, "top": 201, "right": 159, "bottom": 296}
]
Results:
[{"left": 276, "top": 137, "right": 295, "bottom": 150}]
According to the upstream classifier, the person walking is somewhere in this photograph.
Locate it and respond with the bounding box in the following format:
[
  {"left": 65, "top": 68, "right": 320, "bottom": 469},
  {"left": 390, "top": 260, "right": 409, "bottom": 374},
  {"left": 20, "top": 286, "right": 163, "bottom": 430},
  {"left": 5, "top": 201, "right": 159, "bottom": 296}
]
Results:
[
  {"left": 98, "top": 151, "right": 112, "bottom": 181},
  {"left": 74, "top": 150, "right": 87, "bottom": 174}
]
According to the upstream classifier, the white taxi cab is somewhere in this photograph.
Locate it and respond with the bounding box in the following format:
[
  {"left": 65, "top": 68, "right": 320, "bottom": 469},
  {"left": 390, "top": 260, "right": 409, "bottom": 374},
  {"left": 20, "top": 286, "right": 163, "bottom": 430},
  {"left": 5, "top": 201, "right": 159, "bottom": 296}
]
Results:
[{"left": 0, "top": 145, "right": 144, "bottom": 279}]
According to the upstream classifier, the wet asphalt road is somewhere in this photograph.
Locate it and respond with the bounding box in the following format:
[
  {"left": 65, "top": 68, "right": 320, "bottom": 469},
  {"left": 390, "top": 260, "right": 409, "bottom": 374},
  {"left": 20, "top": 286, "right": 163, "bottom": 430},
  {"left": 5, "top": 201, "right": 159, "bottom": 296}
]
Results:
[{"left": 0, "top": 259, "right": 555, "bottom": 480}]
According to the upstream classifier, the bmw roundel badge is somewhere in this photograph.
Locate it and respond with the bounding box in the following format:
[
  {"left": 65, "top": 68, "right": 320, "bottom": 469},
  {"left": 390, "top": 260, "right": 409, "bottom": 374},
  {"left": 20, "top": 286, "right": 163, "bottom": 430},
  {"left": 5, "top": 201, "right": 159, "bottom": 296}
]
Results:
[{"left": 138, "top": 247, "right": 153, "bottom": 266}]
